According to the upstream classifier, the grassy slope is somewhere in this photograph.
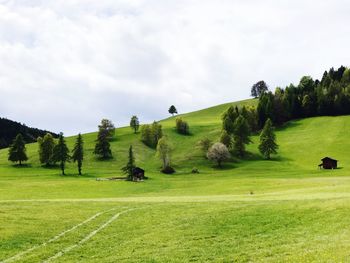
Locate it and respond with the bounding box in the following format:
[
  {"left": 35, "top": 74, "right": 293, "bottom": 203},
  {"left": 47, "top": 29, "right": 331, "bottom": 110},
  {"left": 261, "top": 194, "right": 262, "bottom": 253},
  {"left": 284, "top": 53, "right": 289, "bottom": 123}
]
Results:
[{"left": 1, "top": 98, "right": 350, "bottom": 262}]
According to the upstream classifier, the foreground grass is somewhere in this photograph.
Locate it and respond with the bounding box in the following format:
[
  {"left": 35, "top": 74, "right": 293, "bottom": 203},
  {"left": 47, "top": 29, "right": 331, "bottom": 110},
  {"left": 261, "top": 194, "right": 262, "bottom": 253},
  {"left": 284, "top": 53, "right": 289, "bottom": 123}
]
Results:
[{"left": 1, "top": 198, "right": 350, "bottom": 262}]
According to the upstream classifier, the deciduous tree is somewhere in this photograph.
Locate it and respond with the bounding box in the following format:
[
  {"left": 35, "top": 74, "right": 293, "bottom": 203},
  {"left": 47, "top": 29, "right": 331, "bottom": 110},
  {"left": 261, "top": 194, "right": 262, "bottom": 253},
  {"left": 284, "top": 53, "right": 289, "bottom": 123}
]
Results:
[
  {"left": 38, "top": 133, "right": 56, "bottom": 166},
  {"left": 130, "top": 116, "right": 140, "bottom": 134},
  {"left": 207, "top": 143, "right": 230, "bottom": 168},
  {"left": 168, "top": 105, "right": 178, "bottom": 116}
]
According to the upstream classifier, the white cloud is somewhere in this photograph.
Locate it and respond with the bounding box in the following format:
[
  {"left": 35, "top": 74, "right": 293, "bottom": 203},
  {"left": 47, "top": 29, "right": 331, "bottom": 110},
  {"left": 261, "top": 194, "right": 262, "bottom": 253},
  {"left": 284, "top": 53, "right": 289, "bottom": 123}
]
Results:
[{"left": 0, "top": 0, "right": 350, "bottom": 134}]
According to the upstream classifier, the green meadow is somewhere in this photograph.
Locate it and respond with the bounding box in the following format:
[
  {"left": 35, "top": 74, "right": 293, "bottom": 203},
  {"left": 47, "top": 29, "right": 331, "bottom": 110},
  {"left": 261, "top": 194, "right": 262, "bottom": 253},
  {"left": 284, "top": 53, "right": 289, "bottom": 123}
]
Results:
[{"left": 1, "top": 98, "right": 350, "bottom": 262}]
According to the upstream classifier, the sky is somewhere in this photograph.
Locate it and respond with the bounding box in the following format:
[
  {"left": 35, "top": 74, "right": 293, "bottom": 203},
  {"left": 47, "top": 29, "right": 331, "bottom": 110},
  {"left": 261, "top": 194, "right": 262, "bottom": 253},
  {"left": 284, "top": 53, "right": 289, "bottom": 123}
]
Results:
[{"left": 0, "top": 0, "right": 350, "bottom": 135}]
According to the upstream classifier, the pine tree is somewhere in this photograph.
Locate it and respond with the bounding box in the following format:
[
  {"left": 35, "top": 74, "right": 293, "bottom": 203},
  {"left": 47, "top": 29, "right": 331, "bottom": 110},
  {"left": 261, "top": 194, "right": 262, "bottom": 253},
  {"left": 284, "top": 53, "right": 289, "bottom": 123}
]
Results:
[
  {"left": 233, "top": 115, "right": 251, "bottom": 158},
  {"left": 8, "top": 134, "right": 28, "bottom": 165},
  {"left": 72, "top": 134, "right": 84, "bottom": 175},
  {"left": 52, "top": 133, "right": 70, "bottom": 175},
  {"left": 130, "top": 116, "right": 140, "bottom": 134},
  {"left": 94, "top": 129, "right": 112, "bottom": 159},
  {"left": 38, "top": 133, "right": 56, "bottom": 166},
  {"left": 259, "top": 118, "right": 278, "bottom": 159},
  {"left": 220, "top": 130, "right": 232, "bottom": 149},
  {"left": 122, "top": 145, "right": 136, "bottom": 181},
  {"left": 168, "top": 105, "right": 178, "bottom": 116}
]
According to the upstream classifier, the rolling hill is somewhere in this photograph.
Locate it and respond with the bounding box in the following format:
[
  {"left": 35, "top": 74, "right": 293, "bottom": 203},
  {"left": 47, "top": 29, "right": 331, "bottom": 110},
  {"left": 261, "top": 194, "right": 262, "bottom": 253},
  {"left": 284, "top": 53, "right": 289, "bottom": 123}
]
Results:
[
  {"left": 1, "top": 98, "right": 350, "bottom": 262},
  {"left": 0, "top": 117, "right": 58, "bottom": 149}
]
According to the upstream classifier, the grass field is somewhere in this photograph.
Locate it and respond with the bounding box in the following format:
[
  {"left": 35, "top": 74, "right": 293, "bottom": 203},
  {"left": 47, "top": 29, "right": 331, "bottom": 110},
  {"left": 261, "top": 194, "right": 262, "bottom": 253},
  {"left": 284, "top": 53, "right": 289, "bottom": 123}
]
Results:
[{"left": 1, "top": 98, "right": 350, "bottom": 262}]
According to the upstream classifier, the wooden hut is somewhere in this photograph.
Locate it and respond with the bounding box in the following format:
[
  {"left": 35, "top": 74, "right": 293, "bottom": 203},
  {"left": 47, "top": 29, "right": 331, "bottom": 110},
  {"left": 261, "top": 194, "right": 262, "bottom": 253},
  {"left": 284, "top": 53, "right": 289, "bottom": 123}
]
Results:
[
  {"left": 132, "top": 167, "right": 146, "bottom": 181},
  {"left": 318, "top": 157, "right": 338, "bottom": 169}
]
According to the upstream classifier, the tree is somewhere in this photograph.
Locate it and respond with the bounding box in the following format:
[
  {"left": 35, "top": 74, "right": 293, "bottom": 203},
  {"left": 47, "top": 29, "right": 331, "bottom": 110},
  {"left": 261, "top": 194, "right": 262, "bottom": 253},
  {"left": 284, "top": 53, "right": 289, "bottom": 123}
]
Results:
[
  {"left": 222, "top": 106, "right": 239, "bottom": 134},
  {"left": 220, "top": 130, "right": 232, "bottom": 149},
  {"left": 130, "top": 116, "right": 140, "bottom": 134},
  {"left": 94, "top": 128, "right": 112, "bottom": 159},
  {"left": 98, "top": 119, "right": 115, "bottom": 140},
  {"left": 122, "top": 145, "right": 136, "bottom": 181},
  {"left": 141, "top": 122, "right": 163, "bottom": 148},
  {"left": 8, "top": 134, "right": 28, "bottom": 165},
  {"left": 197, "top": 138, "right": 213, "bottom": 157},
  {"left": 175, "top": 118, "right": 190, "bottom": 135},
  {"left": 52, "top": 133, "right": 70, "bottom": 175},
  {"left": 251, "top": 81, "right": 268, "bottom": 98},
  {"left": 259, "top": 119, "right": 278, "bottom": 159},
  {"left": 38, "top": 133, "right": 56, "bottom": 166},
  {"left": 72, "top": 134, "right": 84, "bottom": 175},
  {"left": 232, "top": 115, "right": 251, "bottom": 157},
  {"left": 168, "top": 105, "right": 178, "bottom": 116},
  {"left": 207, "top": 143, "right": 230, "bottom": 168},
  {"left": 157, "top": 137, "right": 174, "bottom": 173}
]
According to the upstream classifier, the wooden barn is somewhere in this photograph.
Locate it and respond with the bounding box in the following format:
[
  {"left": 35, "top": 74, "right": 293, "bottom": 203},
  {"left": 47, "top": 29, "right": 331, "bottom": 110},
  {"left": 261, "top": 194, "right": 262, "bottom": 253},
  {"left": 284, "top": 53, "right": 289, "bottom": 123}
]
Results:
[
  {"left": 318, "top": 157, "right": 338, "bottom": 169},
  {"left": 132, "top": 167, "right": 146, "bottom": 181}
]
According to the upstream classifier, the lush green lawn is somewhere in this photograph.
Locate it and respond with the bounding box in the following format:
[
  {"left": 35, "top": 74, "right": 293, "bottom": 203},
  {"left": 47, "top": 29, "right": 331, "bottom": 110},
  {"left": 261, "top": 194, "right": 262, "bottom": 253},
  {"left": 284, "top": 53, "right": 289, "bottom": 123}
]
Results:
[{"left": 1, "top": 99, "right": 350, "bottom": 262}]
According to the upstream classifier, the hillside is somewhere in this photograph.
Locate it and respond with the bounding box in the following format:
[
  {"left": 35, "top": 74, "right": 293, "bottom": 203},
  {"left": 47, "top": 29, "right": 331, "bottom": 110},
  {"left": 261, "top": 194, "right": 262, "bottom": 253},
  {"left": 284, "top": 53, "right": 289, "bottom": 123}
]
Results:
[
  {"left": 0, "top": 117, "right": 58, "bottom": 149},
  {"left": 2, "top": 99, "right": 350, "bottom": 262}
]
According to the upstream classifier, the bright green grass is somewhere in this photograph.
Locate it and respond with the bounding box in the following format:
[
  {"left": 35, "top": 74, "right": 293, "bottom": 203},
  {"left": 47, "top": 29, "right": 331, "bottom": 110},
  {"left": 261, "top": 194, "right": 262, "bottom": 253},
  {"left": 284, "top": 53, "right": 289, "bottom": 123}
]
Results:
[{"left": 1, "top": 98, "right": 350, "bottom": 262}]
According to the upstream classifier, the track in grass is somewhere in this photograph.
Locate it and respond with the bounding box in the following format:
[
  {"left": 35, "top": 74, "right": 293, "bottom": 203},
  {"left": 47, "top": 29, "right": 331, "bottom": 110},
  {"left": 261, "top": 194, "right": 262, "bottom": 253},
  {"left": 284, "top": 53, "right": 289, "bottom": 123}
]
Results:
[
  {"left": 42, "top": 208, "right": 137, "bottom": 263},
  {"left": 0, "top": 207, "right": 129, "bottom": 263}
]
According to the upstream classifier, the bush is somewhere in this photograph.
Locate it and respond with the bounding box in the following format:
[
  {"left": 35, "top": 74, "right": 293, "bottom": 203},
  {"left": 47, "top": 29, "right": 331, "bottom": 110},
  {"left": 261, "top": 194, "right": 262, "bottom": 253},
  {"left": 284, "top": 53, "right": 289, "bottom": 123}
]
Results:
[
  {"left": 141, "top": 122, "right": 163, "bottom": 148},
  {"left": 175, "top": 118, "right": 190, "bottom": 135},
  {"left": 197, "top": 138, "right": 213, "bottom": 157},
  {"left": 191, "top": 167, "right": 199, "bottom": 174},
  {"left": 161, "top": 166, "right": 175, "bottom": 174}
]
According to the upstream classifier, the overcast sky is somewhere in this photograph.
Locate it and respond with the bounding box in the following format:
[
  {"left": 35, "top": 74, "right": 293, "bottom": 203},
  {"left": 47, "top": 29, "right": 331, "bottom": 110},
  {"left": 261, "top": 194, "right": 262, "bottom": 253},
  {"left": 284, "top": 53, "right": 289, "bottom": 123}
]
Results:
[{"left": 0, "top": 0, "right": 350, "bottom": 135}]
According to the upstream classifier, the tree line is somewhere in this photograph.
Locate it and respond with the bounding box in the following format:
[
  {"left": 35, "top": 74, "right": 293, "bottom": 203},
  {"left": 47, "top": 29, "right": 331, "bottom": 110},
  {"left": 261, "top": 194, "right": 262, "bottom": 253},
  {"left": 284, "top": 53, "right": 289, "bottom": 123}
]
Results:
[
  {"left": 256, "top": 66, "right": 350, "bottom": 128},
  {"left": 0, "top": 117, "right": 58, "bottom": 149}
]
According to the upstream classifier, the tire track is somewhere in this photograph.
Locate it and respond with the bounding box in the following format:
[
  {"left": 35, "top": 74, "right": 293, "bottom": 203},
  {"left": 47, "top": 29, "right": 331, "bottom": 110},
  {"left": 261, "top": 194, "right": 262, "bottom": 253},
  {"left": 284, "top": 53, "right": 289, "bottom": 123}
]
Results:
[
  {"left": 42, "top": 208, "right": 136, "bottom": 263},
  {"left": 0, "top": 207, "right": 127, "bottom": 263}
]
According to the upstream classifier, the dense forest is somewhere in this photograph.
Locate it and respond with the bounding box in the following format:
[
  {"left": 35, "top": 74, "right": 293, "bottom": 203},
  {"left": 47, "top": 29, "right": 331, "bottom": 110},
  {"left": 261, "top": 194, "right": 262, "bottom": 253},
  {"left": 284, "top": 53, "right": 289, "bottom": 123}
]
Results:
[
  {"left": 0, "top": 117, "right": 58, "bottom": 148},
  {"left": 257, "top": 65, "right": 350, "bottom": 127}
]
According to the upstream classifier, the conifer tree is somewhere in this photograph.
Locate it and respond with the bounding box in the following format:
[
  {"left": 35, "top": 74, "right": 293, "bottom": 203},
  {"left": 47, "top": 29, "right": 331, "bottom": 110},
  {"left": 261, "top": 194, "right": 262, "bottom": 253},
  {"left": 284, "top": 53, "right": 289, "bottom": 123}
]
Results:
[
  {"left": 259, "top": 118, "right": 278, "bottom": 159},
  {"left": 233, "top": 115, "right": 251, "bottom": 157},
  {"left": 122, "top": 145, "right": 136, "bottom": 181},
  {"left": 52, "top": 133, "right": 70, "bottom": 175},
  {"left": 220, "top": 130, "right": 232, "bottom": 149},
  {"left": 8, "top": 134, "right": 28, "bottom": 165},
  {"left": 130, "top": 116, "right": 140, "bottom": 134},
  {"left": 72, "top": 134, "right": 84, "bottom": 175},
  {"left": 94, "top": 129, "right": 112, "bottom": 159}
]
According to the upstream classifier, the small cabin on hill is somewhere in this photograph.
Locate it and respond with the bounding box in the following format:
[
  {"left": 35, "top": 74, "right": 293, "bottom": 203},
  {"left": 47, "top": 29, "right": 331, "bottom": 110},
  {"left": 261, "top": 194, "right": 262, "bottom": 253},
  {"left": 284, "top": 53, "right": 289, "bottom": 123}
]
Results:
[
  {"left": 318, "top": 157, "right": 338, "bottom": 169},
  {"left": 132, "top": 167, "right": 146, "bottom": 181}
]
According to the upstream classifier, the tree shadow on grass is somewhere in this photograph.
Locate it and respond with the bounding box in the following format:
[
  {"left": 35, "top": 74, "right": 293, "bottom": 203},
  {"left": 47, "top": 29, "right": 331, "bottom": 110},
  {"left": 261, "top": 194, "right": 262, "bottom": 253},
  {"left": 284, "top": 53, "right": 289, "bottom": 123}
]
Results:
[
  {"left": 11, "top": 163, "right": 32, "bottom": 168},
  {"left": 275, "top": 120, "right": 302, "bottom": 132}
]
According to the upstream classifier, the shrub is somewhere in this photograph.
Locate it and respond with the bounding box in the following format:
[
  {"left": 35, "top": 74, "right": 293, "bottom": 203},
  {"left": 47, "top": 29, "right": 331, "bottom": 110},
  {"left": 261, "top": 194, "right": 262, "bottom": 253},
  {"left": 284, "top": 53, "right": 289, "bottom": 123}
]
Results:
[
  {"left": 161, "top": 166, "right": 175, "bottom": 174},
  {"left": 197, "top": 138, "right": 213, "bottom": 157},
  {"left": 141, "top": 122, "right": 163, "bottom": 148},
  {"left": 191, "top": 167, "right": 199, "bottom": 174},
  {"left": 175, "top": 118, "right": 190, "bottom": 135}
]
